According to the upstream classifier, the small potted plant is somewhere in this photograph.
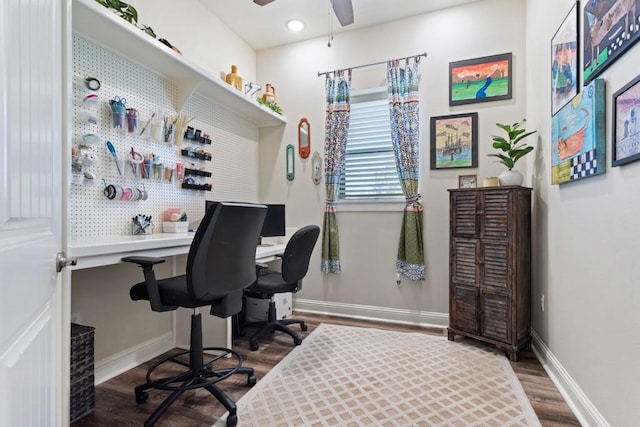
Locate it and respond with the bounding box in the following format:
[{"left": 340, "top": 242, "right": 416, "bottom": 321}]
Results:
[{"left": 487, "top": 120, "right": 537, "bottom": 186}]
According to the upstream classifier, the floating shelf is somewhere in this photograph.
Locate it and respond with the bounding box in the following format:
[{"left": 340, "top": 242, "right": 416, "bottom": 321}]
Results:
[
  {"left": 72, "top": 0, "right": 287, "bottom": 127},
  {"left": 181, "top": 183, "right": 212, "bottom": 191},
  {"left": 184, "top": 168, "right": 212, "bottom": 177},
  {"left": 181, "top": 149, "right": 211, "bottom": 161}
]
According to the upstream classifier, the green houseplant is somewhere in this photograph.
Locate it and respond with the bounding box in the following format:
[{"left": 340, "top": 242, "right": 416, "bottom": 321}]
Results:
[{"left": 487, "top": 120, "right": 536, "bottom": 186}]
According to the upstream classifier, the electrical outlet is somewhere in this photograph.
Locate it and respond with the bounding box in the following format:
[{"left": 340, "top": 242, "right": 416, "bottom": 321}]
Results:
[
  {"left": 71, "top": 312, "right": 81, "bottom": 324},
  {"left": 540, "top": 294, "right": 545, "bottom": 312},
  {"left": 395, "top": 272, "right": 402, "bottom": 285}
]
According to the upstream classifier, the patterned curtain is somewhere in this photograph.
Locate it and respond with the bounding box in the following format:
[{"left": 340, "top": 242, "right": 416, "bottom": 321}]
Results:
[
  {"left": 321, "top": 70, "right": 352, "bottom": 274},
  {"left": 387, "top": 58, "right": 425, "bottom": 281}
]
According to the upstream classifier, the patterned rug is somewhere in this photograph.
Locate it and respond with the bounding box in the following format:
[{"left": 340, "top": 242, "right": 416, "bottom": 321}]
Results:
[{"left": 215, "top": 324, "right": 540, "bottom": 426}]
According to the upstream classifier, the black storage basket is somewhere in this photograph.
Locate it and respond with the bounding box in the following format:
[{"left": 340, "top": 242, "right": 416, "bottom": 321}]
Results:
[{"left": 70, "top": 323, "right": 95, "bottom": 423}]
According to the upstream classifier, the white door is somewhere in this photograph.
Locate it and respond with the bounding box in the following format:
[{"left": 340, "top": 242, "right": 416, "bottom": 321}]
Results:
[{"left": 0, "top": 0, "right": 64, "bottom": 425}]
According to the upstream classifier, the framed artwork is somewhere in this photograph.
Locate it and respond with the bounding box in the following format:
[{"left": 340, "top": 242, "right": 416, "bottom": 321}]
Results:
[
  {"left": 458, "top": 174, "right": 478, "bottom": 188},
  {"left": 430, "top": 112, "right": 478, "bottom": 169},
  {"left": 551, "top": 2, "right": 579, "bottom": 116},
  {"left": 583, "top": 0, "right": 640, "bottom": 85},
  {"left": 449, "top": 53, "right": 512, "bottom": 106},
  {"left": 551, "top": 78, "right": 606, "bottom": 184},
  {"left": 612, "top": 73, "right": 640, "bottom": 166}
]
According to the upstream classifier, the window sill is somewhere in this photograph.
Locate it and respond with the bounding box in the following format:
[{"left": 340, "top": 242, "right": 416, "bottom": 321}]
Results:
[{"left": 337, "top": 199, "right": 405, "bottom": 212}]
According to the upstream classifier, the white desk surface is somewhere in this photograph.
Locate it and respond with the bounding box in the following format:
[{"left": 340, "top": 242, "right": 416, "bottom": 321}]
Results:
[{"left": 69, "top": 233, "right": 286, "bottom": 270}]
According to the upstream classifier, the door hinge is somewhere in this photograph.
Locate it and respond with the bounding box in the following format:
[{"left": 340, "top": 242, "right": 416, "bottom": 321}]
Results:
[{"left": 56, "top": 252, "right": 77, "bottom": 272}]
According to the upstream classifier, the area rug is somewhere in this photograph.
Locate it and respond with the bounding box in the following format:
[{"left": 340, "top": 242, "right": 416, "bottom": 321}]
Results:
[{"left": 215, "top": 324, "right": 540, "bottom": 426}]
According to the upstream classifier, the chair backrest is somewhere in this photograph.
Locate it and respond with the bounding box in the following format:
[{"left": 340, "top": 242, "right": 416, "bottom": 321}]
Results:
[
  {"left": 280, "top": 225, "right": 320, "bottom": 288},
  {"left": 187, "top": 202, "right": 267, "bottom": 302}
]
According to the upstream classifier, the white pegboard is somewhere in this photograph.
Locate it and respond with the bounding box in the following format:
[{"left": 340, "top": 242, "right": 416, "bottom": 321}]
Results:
[{"left": 70, "top": 35, "right": 259, "bottom": 237}]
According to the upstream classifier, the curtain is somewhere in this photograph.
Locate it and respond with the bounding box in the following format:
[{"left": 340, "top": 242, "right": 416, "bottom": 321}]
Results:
[
  {"left": 321, "top": 70, "right": 352, "bottom": 274},
  {"left": 387, "top": 58, "right": 425, "bottom": 281}
]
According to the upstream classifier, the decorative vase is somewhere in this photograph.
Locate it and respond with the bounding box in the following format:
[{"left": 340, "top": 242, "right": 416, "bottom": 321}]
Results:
[
  {"left": 498, "top": 170, "right": 523, "bottom": 186},
  {"left": 225, "top": 65, "right": 243, "bottom": 91}
]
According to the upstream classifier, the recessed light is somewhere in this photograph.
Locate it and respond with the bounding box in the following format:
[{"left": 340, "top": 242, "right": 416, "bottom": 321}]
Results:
[{"left": 287, "top": 19, "right": 305, "bottom": 32}]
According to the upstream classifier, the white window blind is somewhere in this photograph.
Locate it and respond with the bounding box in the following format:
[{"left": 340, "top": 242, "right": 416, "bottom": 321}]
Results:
[{"left": 339, "top": 89, "right": 403, "bottom": 200}]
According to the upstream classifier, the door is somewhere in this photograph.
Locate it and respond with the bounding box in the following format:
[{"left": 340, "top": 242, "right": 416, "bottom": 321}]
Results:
[{"left": 0, "top": 0, "right": 64, "bottom": 425}]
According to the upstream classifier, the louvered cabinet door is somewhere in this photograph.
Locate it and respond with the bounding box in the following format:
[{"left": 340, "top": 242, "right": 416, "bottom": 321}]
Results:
[
  {"left": 451, "top": 191, "right": 478, "bottom": 237},
  {"left": 451, "top": 285, "right": 479, "bottom": 334},
  {"left": 480, "top": 290, "right": 511, "bottom": 342}
]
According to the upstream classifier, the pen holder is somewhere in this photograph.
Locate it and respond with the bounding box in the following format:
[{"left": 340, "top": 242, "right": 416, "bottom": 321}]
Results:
[{"left": 131, "top": 219, "right": 153, "bottom": 235}]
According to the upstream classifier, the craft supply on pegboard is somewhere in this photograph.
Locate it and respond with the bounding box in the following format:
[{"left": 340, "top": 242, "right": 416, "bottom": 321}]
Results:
[{"left": 70, "top": 35, "right": 259, "bottom": 238}]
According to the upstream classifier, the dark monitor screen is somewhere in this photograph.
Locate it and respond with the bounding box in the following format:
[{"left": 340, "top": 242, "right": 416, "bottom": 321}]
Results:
[{"left": 261, "top": 204, "right": 285, "bottom": 237}]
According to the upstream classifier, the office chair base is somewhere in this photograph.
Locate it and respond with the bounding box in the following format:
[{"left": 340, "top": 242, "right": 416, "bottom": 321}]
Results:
[{"left": 245, "top": 318, "right": 308, "bottom": 351}]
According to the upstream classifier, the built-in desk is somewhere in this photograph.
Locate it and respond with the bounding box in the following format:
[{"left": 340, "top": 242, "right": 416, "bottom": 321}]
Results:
[
  {"left": 68, "top": 233, "right": 286, "bottom": 383},
  {"left": 69, "top": 233, "right": 286, "bottom": 270}
]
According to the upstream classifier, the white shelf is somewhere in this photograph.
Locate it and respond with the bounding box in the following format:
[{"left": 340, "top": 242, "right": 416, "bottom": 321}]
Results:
[{"left": 71, "top": 0, "right": 286, "bottom": 127}]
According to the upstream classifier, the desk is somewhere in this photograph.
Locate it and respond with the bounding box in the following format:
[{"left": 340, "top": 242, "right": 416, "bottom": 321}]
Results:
[
  {"left": 68, "top": 233, "right": 286, "bottom": 383},
  {"left": 69, "top": 233, "right": 286, "bottom": 270}
]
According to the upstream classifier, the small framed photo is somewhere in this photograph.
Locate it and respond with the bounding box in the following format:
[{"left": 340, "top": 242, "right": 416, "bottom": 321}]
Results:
[
  {"left": 449, "top": 53, "right": 512, "bottom": 106},
  {"left": 612, "top": 73, "right": 640, "bottom": 167},
  {"left": 458, "top": 174, "right": 477, "bottom": 189},
  {"left": 430, "top": 112, "right": 478, "bottom": 169}
]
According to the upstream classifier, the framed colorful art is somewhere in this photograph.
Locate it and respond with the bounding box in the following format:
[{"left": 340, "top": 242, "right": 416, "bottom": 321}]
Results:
[
  {"left": 551, "top": 78, "right": 606, "bottom": 184},
  {"left": 583, "top": 0, "right": 640, "bottom": 84},
  {"left": 551, "top": 2, "right": 579, "bottom": 116},
  {"left": 612, "top": 72, "right": 640, "bottom": 166},
  {"left": 449, "top": 53, "right": 512, "bottom": 106},
  {"left": 430, "top": 112, "right": 478, "bottom": 169}
]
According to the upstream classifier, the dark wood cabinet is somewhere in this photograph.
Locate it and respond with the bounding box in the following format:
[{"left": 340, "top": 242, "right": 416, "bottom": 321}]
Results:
[{"left": 447, "top": 186, "right": 532, "bottom": 361}]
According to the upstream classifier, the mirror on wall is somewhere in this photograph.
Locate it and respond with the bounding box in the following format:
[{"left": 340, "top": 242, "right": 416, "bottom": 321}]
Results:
[{"left": 298, "top": 118, "right": 310, "bottom": 159}]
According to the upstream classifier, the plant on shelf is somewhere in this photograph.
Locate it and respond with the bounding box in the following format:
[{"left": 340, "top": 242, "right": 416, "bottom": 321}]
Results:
[
  {"left": 487, "top": 120, "right": 537, "bottom": 186},
  {"left": 94, "top": 0, "right": 156, "bottom": 38},
  {"left": 257, "top": 97, "right": 283, "bottom": 115}
]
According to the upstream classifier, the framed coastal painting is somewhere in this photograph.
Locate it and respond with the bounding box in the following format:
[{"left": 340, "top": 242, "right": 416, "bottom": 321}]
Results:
[
  {"left": 449, "top": 53, "right": 512, "bottom": 106},
  {"left": 551, "top": 2, "right": 579, "bottom": 116},
  {"left": 583, "top": 0, "right": 640, "bottom": 84},
  {"left": 430, "top": 112, "right": 478, "bottom": 169},
  {"left": 551, "top": 78, "right": 606, "bottom": 184},
  {"left": 612, "top": 73, "right": 640, "bottom": 166}
]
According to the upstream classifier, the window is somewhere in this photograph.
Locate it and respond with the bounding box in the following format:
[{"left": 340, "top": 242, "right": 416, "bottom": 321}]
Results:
[{"left": 339, "top": 88, "right": 403, "bottom": 200}]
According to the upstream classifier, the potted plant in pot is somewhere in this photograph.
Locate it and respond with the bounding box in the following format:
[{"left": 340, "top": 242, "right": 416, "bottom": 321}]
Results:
[{"left": 488, "top": 120, "right": 537, "bottom": 186}]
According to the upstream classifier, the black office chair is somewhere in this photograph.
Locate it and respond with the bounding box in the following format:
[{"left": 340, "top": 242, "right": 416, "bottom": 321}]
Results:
[
  {"left": 242, "top": 225, "right": 320, "bottom": 351},
  {"left": 122, "top": 202, "right": 267, "bottom": 427}
]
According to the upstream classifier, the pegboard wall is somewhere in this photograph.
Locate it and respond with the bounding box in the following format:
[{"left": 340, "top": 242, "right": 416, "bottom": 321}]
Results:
[{"left": 70, "top": 35, "right": 259, "bottom": 238}]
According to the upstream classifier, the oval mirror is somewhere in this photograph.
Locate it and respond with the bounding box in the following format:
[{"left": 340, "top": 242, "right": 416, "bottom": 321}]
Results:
[{"left": 298, "top": 118, "right": 310, "bottom": 159}]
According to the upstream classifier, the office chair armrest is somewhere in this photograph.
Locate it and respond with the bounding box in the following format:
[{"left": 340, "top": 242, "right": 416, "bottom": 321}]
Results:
[
  {"left": 121, "top": 256, "right": 166, "bottom": 267},
  {"left": 122, "top": 256, "right": 176, "bottom": 312}
]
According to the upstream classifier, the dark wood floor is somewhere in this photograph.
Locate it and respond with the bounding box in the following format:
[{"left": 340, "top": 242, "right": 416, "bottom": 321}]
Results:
[{"left": 72, "top": 313, "right": 581, "bottom": 426}]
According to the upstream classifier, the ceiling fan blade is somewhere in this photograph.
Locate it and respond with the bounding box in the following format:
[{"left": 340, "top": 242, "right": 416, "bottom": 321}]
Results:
[
  {"left": 253, "top": 0, "right": 275, "bottom": 6},
  {"left": 332, "top": 0, "right": 354, "bottom": 26}
]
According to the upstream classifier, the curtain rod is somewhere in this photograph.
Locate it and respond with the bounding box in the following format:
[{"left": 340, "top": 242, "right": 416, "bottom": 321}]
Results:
[{"left": 317, "top": 52, "right": 427, "bottom": 77}]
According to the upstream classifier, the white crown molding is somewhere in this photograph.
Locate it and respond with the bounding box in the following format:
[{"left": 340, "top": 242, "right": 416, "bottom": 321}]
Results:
[{"left": 531, "top": 329, "right": 610, "bottom": 427}]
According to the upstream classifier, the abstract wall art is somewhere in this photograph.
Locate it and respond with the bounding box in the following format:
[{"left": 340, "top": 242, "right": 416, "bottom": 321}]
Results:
[{"left": 551, "top": 78, "right": 606, "bottom": 184}]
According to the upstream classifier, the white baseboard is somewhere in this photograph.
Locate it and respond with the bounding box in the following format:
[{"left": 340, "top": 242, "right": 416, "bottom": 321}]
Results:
[
  {"left": 531, "top": 329, "right": 610, "bottom": 427},
  {"left": 94, "top": 332, "right": 174, "bottom": 385},
  {"left": 293, "top": 298, "right": 449, "bottom": 329}
]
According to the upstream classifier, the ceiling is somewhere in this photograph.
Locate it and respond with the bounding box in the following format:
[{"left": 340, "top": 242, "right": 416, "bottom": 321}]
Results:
[{"left": 200, "top": 0, "right": 482, "bottom": 50}]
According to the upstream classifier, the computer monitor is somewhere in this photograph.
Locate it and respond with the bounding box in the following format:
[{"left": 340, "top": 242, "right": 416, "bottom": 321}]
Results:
[
  {"left": 205, "top": 200, "right": 219, "bottom": 214},
  {"left": 260, "top": 204, "right": 285, "bottom": 243}
]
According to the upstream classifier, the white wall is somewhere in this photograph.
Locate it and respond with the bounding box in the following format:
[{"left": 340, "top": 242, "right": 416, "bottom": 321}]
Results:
[
  {"left": 526, "top": 1, "right": 640, "bottom": 425},
  {"left": 257, "top": 0, "right": 527, "bottom": 321}
]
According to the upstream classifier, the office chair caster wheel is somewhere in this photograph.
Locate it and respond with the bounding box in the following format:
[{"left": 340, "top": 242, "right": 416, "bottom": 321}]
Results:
[
  {"left": 301, "top": 323, "right": 308, "bottom": 331},
  {"left": 247, "top": 374, "right": 257, "bottom": 386},
  {"left": 293, "top": 337, "right": 302, "bottom": 346},
  {"left": 226, "top": 414, "right": 238, "bottom": 426},
  {"left": 135, "top": 391, "right": 149, "bottom": 404},
  {"left": 249, "top": 341, "right": 259, "bottom": 351}
]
